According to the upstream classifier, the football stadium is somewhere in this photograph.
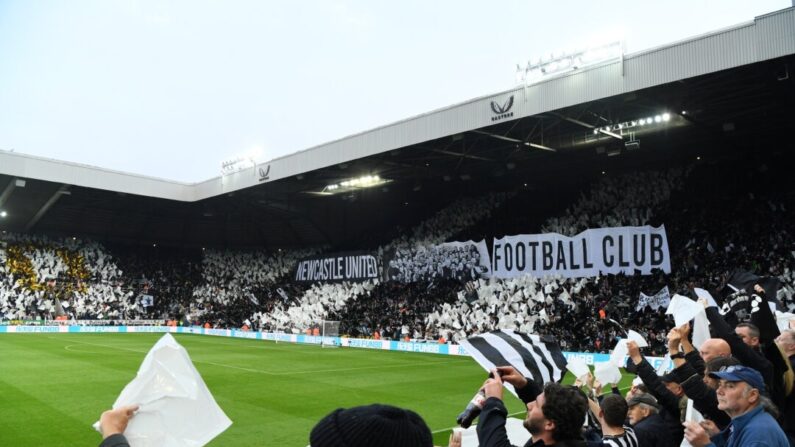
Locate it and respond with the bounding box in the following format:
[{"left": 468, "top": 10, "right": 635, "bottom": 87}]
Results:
[{"left": 2, "top": 5, "right": 795, "bottom": 447}]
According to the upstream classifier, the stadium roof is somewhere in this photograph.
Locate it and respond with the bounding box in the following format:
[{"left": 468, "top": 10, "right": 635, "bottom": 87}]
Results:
[{"left": 1, "top": 7, "right": 794, "bottom": 249}]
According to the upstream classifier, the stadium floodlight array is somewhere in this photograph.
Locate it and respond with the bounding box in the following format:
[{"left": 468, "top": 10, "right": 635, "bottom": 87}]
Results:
[
  {"left": 516, "top": 40, "right": 623, "bottom": 85},
  {"left": 320, "top": 175, "right": 390, "bottom": 195},
  {"left": 220, "top": 148, "right": 261, "bottom": 175},
  {"left": 592, "top": 113, "right": 672, "bottom": 137}
]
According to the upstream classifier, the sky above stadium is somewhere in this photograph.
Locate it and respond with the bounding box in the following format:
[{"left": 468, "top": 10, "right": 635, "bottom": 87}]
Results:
[{"left": 0, "top": 0, "right": 790, "bottom": 183}]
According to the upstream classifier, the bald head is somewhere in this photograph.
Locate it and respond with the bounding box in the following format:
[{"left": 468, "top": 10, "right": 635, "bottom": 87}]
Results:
[{"left": 699, "top": 338, "right": 731, "bottom": 362}]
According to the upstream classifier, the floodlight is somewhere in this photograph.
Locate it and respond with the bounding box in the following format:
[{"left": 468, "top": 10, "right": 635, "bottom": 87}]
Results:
[
  {"left": 662, "top": 113, "right": 671, "bottom": 121},
  {"left": 654, "top": 115, "right": 662, "bottom": 123},
  {"left": 321, "top": 175, "right": 390, "bottom": 195},
  {"left": 0, "top": 211, "right": 6, "bottom": 218}
]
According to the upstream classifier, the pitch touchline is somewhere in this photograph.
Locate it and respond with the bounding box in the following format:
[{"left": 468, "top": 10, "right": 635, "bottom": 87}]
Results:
[
  {"left": 49, "top": 337, "right": 469, "bottom": 376},
  {"left": 188, "top": 336, "right": 469, "bottom": 364},
  {"left": 200, "top": 359, "right": 469, "bottom": 376},
  {"left": 272, "top": 360, "right": 468, "bottom": 376}
]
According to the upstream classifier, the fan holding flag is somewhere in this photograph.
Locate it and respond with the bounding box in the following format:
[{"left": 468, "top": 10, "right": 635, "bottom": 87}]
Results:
[{"left": 458, "top": 330, "right": 589, "bottom": 447}]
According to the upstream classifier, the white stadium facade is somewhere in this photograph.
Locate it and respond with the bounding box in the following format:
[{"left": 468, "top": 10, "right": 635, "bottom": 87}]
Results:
[{"left": 1, "top": 6, "right": 793, "bottom": 249}]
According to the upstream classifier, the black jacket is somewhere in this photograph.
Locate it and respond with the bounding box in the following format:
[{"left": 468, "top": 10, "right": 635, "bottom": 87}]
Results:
[
  {"left": 99, "top": 434, "right": 129, "bottom": 447},
  {"left": 626, "top": 357, "right": 684, "bottom": 447},
  {"left": 668, "top": 355, "right": 731, "bottom": 429},
  {"left": 704, "top": 307, "right": 776, "bottom": 391},
  {"left": 477, "top": 381, "right": 591, "bottom": 447}
]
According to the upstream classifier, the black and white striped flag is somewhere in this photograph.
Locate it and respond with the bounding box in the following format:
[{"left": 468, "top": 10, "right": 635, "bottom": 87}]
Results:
[{"left": 459, "top": 329, "right": 567, "bottom": 397}]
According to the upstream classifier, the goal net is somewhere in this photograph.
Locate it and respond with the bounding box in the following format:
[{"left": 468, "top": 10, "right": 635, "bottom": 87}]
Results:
[{"left": 321, "top": 320, "right": 340, "bottom": 348}]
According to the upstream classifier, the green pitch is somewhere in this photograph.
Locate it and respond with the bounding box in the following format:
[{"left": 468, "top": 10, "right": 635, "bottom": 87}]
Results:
[{"left": 0, "top": 334, "right": 632, "bottom": 446}]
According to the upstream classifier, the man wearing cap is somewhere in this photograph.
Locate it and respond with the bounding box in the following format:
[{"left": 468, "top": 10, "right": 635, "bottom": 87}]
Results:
[
  {"left": 625, "top": 393, "right": 678, "bottom": 447},
  {"left": 625, "top": 377, "right": 647, "bottom": 400},
  {"left": 479, "top": 366, "right": 589, "bottom": 446},
  {"left": 625, "top": 340, "right": 684, "bottom": 446},
  {"left": 683, "top": 365, "right": 789, "bottom": 447}
]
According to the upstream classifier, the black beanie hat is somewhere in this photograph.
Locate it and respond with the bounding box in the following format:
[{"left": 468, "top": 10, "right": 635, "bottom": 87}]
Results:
[{"left": 309, "top": 404, "right": 433, "bottom": 447}]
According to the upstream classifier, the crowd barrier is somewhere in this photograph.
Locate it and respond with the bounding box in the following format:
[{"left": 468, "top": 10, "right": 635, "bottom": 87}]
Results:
[{"left": 0, "top": 325, "right": 671, "bottom": 370}]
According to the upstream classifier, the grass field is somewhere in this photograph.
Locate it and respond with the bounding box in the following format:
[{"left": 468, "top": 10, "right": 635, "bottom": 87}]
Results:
[{"left": 0, "top": 333, "right": 632, "bottom": 446}]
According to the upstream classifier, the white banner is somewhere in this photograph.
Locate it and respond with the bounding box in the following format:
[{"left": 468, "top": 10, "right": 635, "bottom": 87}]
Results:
[
  {"left": 438, "top": 239, "right": 492, "bottom": 277},
  {"left": 637, "top": 286, "right": 671, "bottom": 311},
  {"left": 492, "top": 225, "right": 670, "bottom": 279},
  {"left": 388, "top": 239, "right": 490, "bottom": 282},
  {"left": 294, "top": 251, "right": 379, "bottom": 283}
]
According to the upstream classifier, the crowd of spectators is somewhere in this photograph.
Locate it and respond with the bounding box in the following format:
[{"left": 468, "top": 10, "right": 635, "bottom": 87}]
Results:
[
  {"left": 327, "top": 279, "right": 461, "bottom": 339},
  {"left": 0, "top": 234, "right": 137, "bottom": 321},
  {"left": 254, "top": 280, "right": 376, "bottom": 333},
  {"left": 1, "top": 157, "right": 794, "bottom": 366},
  {"left": 188, "top": 248, "right": 318, "bottom": 328}
]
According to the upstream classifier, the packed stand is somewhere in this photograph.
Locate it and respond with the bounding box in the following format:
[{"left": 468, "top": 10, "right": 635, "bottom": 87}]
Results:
[
  {"left": 0, "top": 234, "right": 138, "bottom": 321},
  {"left": 327, "top": 279, "right": 461, "bottom": 340},
  {"left": 424, "top": 160, "right": 795, "bottom": 354},
  {"left": 253, "top": 193, "right": 511, "bottom": 334},
  {"left": 188, "top": 248, "right": 319, "bottom": 328}
]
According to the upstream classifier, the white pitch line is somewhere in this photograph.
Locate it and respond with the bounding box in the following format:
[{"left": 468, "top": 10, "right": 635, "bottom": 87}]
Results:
[
  {"left": 48, "top": 336, "right": 470, "bottom": 376},
  {"left": 180, "top": 336, "right": 314, "bottom": 353},
  {"left": 199, "top": 358, "right": 468, "bottom": 376},
  {"left": 49, "top": 337, "right": 149, "bottom": 354},
  {"left": 271, "top": 359, "right": 468, "bottom": 376}
]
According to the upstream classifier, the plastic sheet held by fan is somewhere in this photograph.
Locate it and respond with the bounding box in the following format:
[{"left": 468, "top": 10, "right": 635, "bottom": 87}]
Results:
[{"left": 95, "top": 333, "right": 232, "bottom": 446}]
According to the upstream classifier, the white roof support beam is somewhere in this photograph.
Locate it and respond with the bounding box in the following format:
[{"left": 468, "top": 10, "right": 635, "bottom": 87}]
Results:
[{"left": 25, "top": 184, "right": 70, "bottom": 231}]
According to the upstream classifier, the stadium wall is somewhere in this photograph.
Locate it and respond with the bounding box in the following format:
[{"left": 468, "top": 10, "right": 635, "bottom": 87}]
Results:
[{"left": 0, "top": 325, "right": 673, "bottom": 370}]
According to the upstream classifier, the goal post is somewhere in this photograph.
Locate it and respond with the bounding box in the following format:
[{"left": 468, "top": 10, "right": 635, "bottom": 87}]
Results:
[{"left": 320, "top": 320, "right": 340, "bottom": 348}]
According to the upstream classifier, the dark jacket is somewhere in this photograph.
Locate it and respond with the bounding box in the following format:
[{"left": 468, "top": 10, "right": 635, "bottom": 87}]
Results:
[
  {"left": 704, "top": 307, "right": 776, "bottom": 391},
  {"left": 528, "top": 439, "right": 589, "bottom": 447},
  {"left": 626, "top": 357, "right": 684, "bottom": 447},
  {"left": 632, "top": 413, "right": 680, "bottom": 447},
  {"left": 477, "top": 381, "right": 590, "bottom": 447},
  {"left": 669, "top": 355, "right": 731, "bottom": 429},
  {"left": 99, "top": 434, "right": 130, "bottom": 447}
]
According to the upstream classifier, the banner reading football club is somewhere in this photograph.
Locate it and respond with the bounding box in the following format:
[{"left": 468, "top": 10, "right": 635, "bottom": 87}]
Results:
[
  {"left": 293, "top": 251, "right": 379, "bottom": 284},
  {"left": 492, "top": 225, "right": 670, "bottom": 279}
]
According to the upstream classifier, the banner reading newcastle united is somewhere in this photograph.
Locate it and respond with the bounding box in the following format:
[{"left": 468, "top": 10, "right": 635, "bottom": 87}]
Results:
[
  {"left": 294, "top": 251, "right": 380, "bottom": 284},
  {"left": 492, "top": 225, "right": 670, "bottom": 279}
]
